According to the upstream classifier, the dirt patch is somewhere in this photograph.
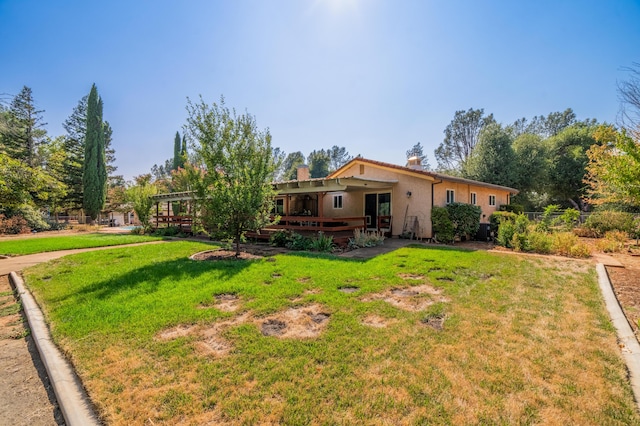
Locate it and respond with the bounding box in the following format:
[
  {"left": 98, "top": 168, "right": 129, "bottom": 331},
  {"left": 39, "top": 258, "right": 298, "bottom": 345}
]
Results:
[
  {"left": 197, "top": 313, "right": 252, "bottom": 357},
  {"left": 605, "top": 250, "right": 640, "bottom": 335},
  {"left": 398, "top": 273, "right": 425, "bottom": 280},
  {"left": 256, "top": 304, "right": 330, "bottom": 339},
  {"left": 422, "top": 314, "right": 446, "bottom": 331},
  {"left": 339, "top": 287, "right": 359, "bottom": 293},
  {"left": 157, "top": 324, "right": 199, "bottom": 340},
  {"left": 361, "top": 315, "right": 395, "bottom": 328},
  {"left": 362, "top": 284, "right": 448, "bottom": 312},
  {"left": 212, "top": 293, "right": 241, "bottom": 312},
  {"left": 0, "top": 275, "right": 64, "bottom": 425}
]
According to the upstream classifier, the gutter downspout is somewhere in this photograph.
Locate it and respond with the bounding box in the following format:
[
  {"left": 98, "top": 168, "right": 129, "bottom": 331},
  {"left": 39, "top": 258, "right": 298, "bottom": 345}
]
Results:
[{"left": 431, "top": 179, "right": 443, "bottom": 240}]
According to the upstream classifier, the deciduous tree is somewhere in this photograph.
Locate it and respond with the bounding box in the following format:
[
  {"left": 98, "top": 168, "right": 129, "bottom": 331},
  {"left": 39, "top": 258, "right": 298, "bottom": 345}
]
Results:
[
  {"left": 279, "top": 151, "right": 305, "bottom": 181},
  {"left": 435, "top": 108, "right": 495, "bottom": 172},
  {"left": 185, "top": 96, "right": 278, "bottom": 256},
  {"left": 585, "top": 125, "right": 640, "bottom": 208},
  {"left": 463, "top": 124, "right": 518, "bottom": 188}
]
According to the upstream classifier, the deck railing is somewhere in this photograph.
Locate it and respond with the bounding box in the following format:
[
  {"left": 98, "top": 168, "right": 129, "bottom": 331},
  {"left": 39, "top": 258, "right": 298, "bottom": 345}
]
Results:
[{"left": 267, "top": 216, "right": 367, "bottom": 232}]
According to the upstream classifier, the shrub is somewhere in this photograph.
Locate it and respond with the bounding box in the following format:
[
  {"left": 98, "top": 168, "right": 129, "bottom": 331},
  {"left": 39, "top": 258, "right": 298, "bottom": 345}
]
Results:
[
  {"left": 270, "top": 230, "right": 293, "bottom": 247},
  {"left": 489, "top": 211, "right": 517, "bottom": 235},
  {"left": 585, "top": 211, "right": 634, "bottom": 237},
  {"left": 153, "top": 226, "right": 182, "bottom": 237},
  {"left": 129, "top": 226, "right": 145, "bottom": 235},
  {"left": 511, "top": 232, "right": 529, "bottom": 252},
  {"left": 551, "top": 232, "right": 582, "bottom": 257},
  {"left": 0, "top": 214, "right": 30, "bottom": 234},
  {"left": 595, "top": 231, "right": 627, "bottom": 253},
  {"left": 349, "top": 229, "right": 385, "bottom": 248},
  {"left": 311, "top": 232, "right": 335, "bottom": 252},
  {"left": 499, "top": 204, "right": 524, "bottom": 214},
  {"left": 536, "top": 204, "right": 561, "bottom": 232},
  {"left": 431, "top": 207, "right": 454, "bottom": 244},
  {"left": 568, "top": 242, "right": 592, "bottom": 258},
  {"left": 447, "top": 202, "right": 481, "bottom": 240},
  {"left": 5, "top": 204, "right": 50, "bottom": 232},
  {"left": 558, "top": 208, "right": 581, "bottom": 230},
  {"left": 528, "top": 231, "right": 553, "bottom": 254},
  {"left": 573, "top": 227, "right": 598, "bottom": 238},
  {"left": 286, "top": 233, "right": 313, "bottom": 251},
  {"left": 497, "top": 220, "right": 516, "bottom": 248}
]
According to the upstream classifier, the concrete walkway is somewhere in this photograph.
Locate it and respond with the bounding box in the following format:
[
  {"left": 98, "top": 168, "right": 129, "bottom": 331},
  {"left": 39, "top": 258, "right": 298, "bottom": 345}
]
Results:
[{"left": 0, "top": 241, "right": 165, "bottom": 276}]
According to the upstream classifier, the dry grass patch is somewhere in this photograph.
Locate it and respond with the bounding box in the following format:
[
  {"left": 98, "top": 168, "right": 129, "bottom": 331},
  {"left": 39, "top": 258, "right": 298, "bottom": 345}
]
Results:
[
  {"left": 257, "top": 304, "right": 330, "bottom": 338},
  {"left": 362, "top": 283, "right": 449, "bottom": 312},
  {"left": 361, "top": 314, "right": 396, "bottom": 328}
]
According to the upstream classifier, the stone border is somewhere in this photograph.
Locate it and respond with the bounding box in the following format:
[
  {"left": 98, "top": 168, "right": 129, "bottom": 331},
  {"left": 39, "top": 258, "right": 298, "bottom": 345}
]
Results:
[
  {"left": 9, "top": 272, "right": 100, "bottom": 426},
  {"left": 596, "top": 263, "right": 640, "bottom": 411}
]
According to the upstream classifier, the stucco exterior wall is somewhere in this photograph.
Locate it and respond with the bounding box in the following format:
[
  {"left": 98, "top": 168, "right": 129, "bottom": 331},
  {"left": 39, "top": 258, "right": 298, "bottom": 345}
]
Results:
[
  {"left": 433, "top": 182, "right": 511, "bottom": 223},
  {"left": 333, "top": 163, "right": 435, "bottom": 238}
]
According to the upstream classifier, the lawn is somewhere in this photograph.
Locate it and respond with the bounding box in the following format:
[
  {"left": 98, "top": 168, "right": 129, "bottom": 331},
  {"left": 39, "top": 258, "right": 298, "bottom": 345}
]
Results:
[
  {"left": 0, "top": 233, "right": 163, "bottom": 256},
  {"left": 24, "top": 241, "right": 640, "bottom": 425}
]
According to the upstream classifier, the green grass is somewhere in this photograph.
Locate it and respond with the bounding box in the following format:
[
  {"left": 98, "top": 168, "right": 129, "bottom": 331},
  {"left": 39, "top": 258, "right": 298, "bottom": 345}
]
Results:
[
  {"left": 23, "top": 242, "right": 640, "bottom": 425},
  {"left": 0, "top": 233, "right": 163, "bottom": 256}
]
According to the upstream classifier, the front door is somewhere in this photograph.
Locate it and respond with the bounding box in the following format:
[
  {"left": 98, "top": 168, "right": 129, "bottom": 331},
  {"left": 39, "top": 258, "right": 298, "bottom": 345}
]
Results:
[{"left": 365, "top": 192, "right": 391, "bottom": 231}]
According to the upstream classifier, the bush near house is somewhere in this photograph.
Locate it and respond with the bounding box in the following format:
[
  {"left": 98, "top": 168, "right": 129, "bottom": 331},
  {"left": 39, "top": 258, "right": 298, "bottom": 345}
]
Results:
[
  {"left": 584, "top": 210, "right": 635, "bottom": 237},
  {"left": 431, "top": 207, "right": 455, "bottom": 243},
  {"left": 447, "top": 202, "right": 481, "bottom": 241}
]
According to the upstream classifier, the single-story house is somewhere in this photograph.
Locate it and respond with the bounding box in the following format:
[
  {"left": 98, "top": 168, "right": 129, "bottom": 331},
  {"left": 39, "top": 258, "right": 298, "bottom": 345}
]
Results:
[
  {"left": 272, "top": 157, "right": 518, "bottom": 240},
  {"left": 151, "top": 157, "right": 518, "bottom": 241}
]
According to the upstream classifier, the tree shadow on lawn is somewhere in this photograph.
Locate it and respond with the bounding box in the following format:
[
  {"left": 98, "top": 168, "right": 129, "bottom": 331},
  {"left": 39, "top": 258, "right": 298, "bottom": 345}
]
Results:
[{"left": 54, "top": 255, "right": 255, "bottom": 302}]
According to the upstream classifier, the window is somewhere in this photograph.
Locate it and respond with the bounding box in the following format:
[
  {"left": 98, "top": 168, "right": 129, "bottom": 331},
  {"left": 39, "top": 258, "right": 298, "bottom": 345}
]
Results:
[
  {"left": 333, "top": 194, "right": 343, "bottom": 209},
  {"left": 470, "top": 192, "right": 477, "bottom": 205},
  {"left": 489, "top": 195, "right": 496, "bottom": 206},
  {"left": 446, "top": 189, "right": 455, "bottom": 204}
]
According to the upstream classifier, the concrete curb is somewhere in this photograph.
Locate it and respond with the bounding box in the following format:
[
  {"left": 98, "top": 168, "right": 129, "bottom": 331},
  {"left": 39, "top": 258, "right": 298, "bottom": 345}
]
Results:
[
  {"left": 596, "top": 263, "right": 640, "bottom": 411},
  {"left": 9, "top": 271, "right": 101, "bottom": 426}
]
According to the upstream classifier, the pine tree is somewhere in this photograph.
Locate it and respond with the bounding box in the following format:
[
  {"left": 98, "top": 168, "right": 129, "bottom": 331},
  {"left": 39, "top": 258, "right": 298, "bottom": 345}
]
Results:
[
  {"left": 62, "top": 95, "right": 87, "bottom": 210},
  {"left": 5, "top": 86, "right": 47, "bottom": 166},
  {"left": 82, "top": 84, "right": 107, "bottom": 221}
]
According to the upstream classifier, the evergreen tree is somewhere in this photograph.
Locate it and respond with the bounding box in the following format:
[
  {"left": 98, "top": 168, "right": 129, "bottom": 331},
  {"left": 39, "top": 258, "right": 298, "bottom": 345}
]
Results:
[
  {"left": 5, "top": 86, "right": 48, "bottom": 166},
  {"left": 82, "top": 84, "right": 107, "bottom": 221},
  {"left": 406, "top": 142, "right": 431, "bottom": 169},
  {"left": 63, "top": 96, "right": 116, "bottom": 210},
  {"left": 463, "top": 123, "right": 518, "bottom": 188},
  {"left": 180, "top": 134, "right": 188, "bottom": 167},
  {"left": 308, "top": 149, "right": 330, "bottom": 178},
  {"left": 173, "top": 131, "right": 181, "bottom": 170}
]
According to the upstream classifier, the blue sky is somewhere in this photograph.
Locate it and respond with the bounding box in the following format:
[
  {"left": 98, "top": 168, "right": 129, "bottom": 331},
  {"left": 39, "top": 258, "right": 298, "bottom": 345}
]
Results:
[{"left": 1, "top": 0, "right": 639, "bottom": 180}]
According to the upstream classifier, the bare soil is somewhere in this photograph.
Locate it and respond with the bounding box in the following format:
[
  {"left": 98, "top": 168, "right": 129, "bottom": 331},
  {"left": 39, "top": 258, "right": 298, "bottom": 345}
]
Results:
[
  {"left": 0, "top": 275, "right": 64, "bottom": 426},
  {"left": 604, "top": 251, "right": 640, "bottom": 336}
]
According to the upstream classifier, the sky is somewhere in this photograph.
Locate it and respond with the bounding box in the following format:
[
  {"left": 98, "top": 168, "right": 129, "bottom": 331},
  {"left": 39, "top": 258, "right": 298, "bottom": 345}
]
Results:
[{"left": 1, "top": 0, "right": 639, "bottom": 181}]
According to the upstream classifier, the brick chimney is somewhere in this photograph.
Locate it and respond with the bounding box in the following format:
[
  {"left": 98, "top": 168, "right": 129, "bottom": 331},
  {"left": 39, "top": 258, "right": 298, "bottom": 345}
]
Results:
[{"left": 297, "top": 164, "right": 310, "bottom": 180}]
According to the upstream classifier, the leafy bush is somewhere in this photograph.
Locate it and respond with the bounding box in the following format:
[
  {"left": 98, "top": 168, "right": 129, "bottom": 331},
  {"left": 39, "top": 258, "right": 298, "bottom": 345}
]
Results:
[
  {"left": 558, "top": 208, "right": 580, "bottom": 230},
  {"left": 286, "top": 233, "right": 313, "bottom": 251},
  {"left": 270, "top": 230, "right": 293, "bottom": 247},
  {"left": 595, "top": 231, "right": 627, "bottom": 253},
  {"left": 573, "top": 227, "right": 598, "bottom": 238},
  {"left": 349, "top": 229, "right": 385, "bottom": 248},
  {"left": 551, "top": 232, "right": 591, "bottom": 257},
  {"left": 447, "top": 202, "right": 481, "bottom": 240},
  {"left": 130, "top": 226, "right": 145, "bottom": 235},
  {"left": 536, "top": 204, "right": 561, "bottom": 232},
  {"left": 431, "top": 207, "right": 454, "bottom": 244},
  {"left": 153, "top": 226, "right": 182, "bottom": 237},
  {"left": 499, "top": 204, "right": 524, "bottom": 214},
  {"left": 585, "top": 211, "right": 634, "bottom": 237},
  {"left": 528, "top": 231, "right": 553, "bottom": 254},
  {"left": 5, "top": 204, "right": 50, "bottom": 232},
  {"left": 311, "top": 232, "right": 335, "bottom": 252},
  {"left": 0, "top": 214, "right": 30, "bottom": 234},
  {"left": 497, "top": 220, "right": 516, "bottom": 248},
  {"left": 489, "top": 211, "right": 517, "bottom": 235}
]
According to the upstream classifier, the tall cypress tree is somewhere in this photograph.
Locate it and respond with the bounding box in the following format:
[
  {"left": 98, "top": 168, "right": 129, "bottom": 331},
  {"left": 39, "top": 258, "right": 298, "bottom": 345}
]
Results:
[
  {"left": 172, "top": 131, "right": 181, "bottom": 170},
  {"left": 82, "top": 84, "right": 107, "bottom": 221},
  {"left": 179, "top": 134, "right": 187, "bottom": 168}
]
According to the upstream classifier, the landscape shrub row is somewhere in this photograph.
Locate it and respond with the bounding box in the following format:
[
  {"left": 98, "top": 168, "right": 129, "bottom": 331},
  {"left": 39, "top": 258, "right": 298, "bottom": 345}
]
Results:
[
  {"left": 269, "top": 230, "right": 335, "bottom": 252},
  {"left": 432, "top": 203, "right": 481, "bottom": 243}
]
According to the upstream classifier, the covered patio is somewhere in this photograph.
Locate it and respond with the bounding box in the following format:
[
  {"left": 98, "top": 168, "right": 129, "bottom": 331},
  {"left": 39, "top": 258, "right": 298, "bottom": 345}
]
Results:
[{"left": 150, "top": 175, "right": 398, "bottom": 243}]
